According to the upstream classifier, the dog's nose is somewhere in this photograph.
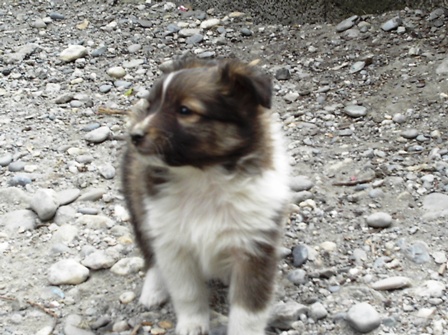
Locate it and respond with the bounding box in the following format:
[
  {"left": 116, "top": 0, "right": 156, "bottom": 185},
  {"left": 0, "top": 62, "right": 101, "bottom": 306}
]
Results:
[{"left": 130, "top": 131, "right": 145, "bottom": 146}]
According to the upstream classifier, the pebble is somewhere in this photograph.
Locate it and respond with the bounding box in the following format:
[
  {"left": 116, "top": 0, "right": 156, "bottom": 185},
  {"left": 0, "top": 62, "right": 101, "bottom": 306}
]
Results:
[
  {"left": 287, "top": 269, "right": 307, "bottom": 285},
  {"left": 9, "top": 174, "right": 32, "bottom": 187},
  {"left": 119, "top": 291, "right": 136, "bottom": 304},
  {"left": 114, "top": 80, "right": 132, "bottom": 88},
  {"left": 414, "top": 280, "right": 446, "bottom": 298},
  {"left": 76, "top": 215, "right": 114, "bottom": 229},
  {"left": 136, "top": 19, "right": 152, "bottom": 28},
  {"left": 99, "top": 84, "right": 113, "bottom": 93},
  {"left": 81, "top": 249, "right": 119, "bottom": 270},
  {"left": 200, "top": 18, "right": 220, "bottom": 29},
  {"left": 8, "top": 161, "right": 25, "bottom": 172},
  {"left": 405, "top": 241, "right": 431, "bottom": 264},
  {"left": 29, "top": 189, "right": 60, "bottom": 221},
  {"left": 320, "top": 241, "right": 337, "bottom": 252},
  {"left": 292, "top": 244, "right": 309, "bottom": 267},
  {"left": 432, "top": 251, "right": 447, "bottom": 264},
  {"left": 110, "top": 257, "right": 144, "bottom": 275},
  {"left": 335, "top": 15, "right": 358, "bottom": 32},
  {"left": 381, "top": 17, "right": 402, "bottom": 31},
  {"left": 371, "top": 276, "right": 412, "bottom": 290},
  {"left": 309, "top": 302, "right": 327, "bottom": 321},
  {"left": 55, "top": 93, "right": 74, "bottom": 104},
  {"left": 343, "top": 105, "right": 367, "bottom": 117},
  {"left": 275, "top": 68, "right": 291, "bottom": 80},
  {"left": 283, "top": 92, "right": 299, "bottom": 103},
  {"left": 349, "top": 61, "right": 365, "bottom": 73},
  {"left": 366, "top": 212, "right": 393, "bottom": 228},
  {"left": 78, "top": 188, "right": 107, "bottom": 201},
  {"left": 240, "top": 28, "right": 253, "bottom": 36},
  {"left": 84, "top": 126, "right": 110, "bottom": 143},
  {"left": 30, "top": 18, "right": 47, "bottom": 29},
  {"left": 401, "top": 129, "right": 419, "bottom": 139},
  {"left": 128, "top": 44, "right": 141, "bottom": 53},
  {"left": 0, "top": 154, "right": 13, "bottom": 166},
  {"left": 269, "top": 301, "right": 308, "bottom": 329},
  {"left": 107, "top": 66, "right": 126, "bottom": 78},
  {"left": 48, "top": 259, "right": 89, "bottom": 285},
  {"left": 123, "top": 59, "right": 144, "bottom": 68},
  {"left": 112, "top": 320, "right": 129, "bottom": 332},
  {"left": 49, "top": 12, "right": 65, "bottom": 20},
  {"left": 91, "top": 46, "right": 107, "bottom": 57},
  {"left": 54, "top": 206, "right": 77, "bottom": 226},
  {"left": 346, "top": 302, "right": 381, "bottom": 333},
  {"left": 186, "top": 34, "right": 204, "bottom": 44},
  {"left": 60, "top": 45, "right": 88, "bottom": 62},
  {"left": 57, "top": 189, "right": 81, "bottom": 205},
  {"left": 179, "top": 28, "right": 200, "bottom": 37},
  {"left": 290, "top": 176, "right": 314, "bottom": 192},
  {"left": 77, "top": 207, "right": 98, "bottom": 215}
]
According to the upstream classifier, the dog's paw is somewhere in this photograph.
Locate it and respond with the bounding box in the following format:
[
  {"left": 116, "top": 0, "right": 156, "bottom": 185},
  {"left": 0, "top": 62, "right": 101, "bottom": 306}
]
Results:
[
  {"left": 176, "top": 316, "right": 209, "bottom": 335},
  {"left": 139, "top": 268, "right": 169, "bottom": 309}
]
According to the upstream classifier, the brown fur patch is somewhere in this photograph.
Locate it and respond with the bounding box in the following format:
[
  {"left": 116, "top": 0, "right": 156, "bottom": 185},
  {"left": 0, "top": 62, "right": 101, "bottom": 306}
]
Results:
[{"left": 229, "top": 240, "right": 279, "bottom": 312}]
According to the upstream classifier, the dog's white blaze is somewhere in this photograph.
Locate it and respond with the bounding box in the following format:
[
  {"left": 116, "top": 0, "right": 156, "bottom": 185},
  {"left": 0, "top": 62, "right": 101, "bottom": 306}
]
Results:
[{"left": 161, "top": 71, "right": 178, "bottom": 104}]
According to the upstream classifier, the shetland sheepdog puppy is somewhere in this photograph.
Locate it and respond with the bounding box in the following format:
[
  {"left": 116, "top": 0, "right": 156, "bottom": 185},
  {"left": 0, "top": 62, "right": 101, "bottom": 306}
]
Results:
[{"left": 121, "top": 58, "right": 290, "bottom": 335}]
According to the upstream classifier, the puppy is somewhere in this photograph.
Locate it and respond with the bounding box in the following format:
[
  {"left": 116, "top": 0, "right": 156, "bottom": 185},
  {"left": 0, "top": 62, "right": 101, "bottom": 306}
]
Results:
[{"left": 121, "top": 58, "right": 290, "bottom": 335}]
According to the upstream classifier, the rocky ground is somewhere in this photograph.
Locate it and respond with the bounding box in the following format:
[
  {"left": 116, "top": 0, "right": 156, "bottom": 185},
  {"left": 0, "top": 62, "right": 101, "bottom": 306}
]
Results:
[{"left": 0, "top": 1, "right": 448, "bottom": 335}]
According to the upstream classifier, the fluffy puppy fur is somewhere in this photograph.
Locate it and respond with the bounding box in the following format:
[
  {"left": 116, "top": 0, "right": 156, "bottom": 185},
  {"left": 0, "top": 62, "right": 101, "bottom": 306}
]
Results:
[{"left": 121, "top": 58, "right": 290, "bottom": 335}]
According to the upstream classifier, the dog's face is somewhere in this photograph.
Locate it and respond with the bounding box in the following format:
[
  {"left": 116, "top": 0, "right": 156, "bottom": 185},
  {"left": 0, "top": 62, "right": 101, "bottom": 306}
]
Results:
[{"left": 128, "top": 59, "right": 272, "bottom": 168}]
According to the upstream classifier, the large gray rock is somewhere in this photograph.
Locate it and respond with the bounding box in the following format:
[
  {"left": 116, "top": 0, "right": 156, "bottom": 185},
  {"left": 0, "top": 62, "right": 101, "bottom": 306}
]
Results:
[
  {"left": 346, "top": 302, "right": 381, "bottom": 333},
  {"left": 29, "top": 189, "right": 60, "bottom": 221}
]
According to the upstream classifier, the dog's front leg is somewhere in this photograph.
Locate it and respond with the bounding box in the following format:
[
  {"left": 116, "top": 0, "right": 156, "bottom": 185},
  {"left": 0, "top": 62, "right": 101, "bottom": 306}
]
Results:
[
  {"left": 157, "top": 249, "right": 210, "bottom": 335},
  {"left": 227, "top": 244, "right": 278, "bottom": 335}
]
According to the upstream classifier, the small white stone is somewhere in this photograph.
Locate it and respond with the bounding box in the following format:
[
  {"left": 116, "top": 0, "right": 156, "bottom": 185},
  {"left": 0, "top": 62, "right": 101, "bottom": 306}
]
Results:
[
  {"left": 366, "top": 212, "right": 393, "bottom": 228},
  {"left": 48, "top": 259, "right": 89, "bottom": 285},
  {"left": 110, "top": 257, "right": 144, "bottom": 275},
  {"left": 107, "top": 66, "right": 126, "bottom": 78},
  {"left": 84, "top": 126, "right": 110, "bottom": 144},
  {"left": 178, "top": 28, "right": 200, "bottom": 37},
  {"left": 82, "top": 249, "right": 119, "bottom": 270},
  {"left": 320, "top": 241, "right": 337, "bottom": 252},
  {"left": 432, "top": 251, "right": 447, "bottom": 264},
  {"left": 200, "top": 18, "right": 220, "bottom": 29},
  {"left": 371, "top": 276, "right": 412, "bottom": 290},
  {"left": 60, "top": 45, "right": 88, "bottom": 62},
  {"left": 119, "top": 291, "right": 136, "bottom": 304}
]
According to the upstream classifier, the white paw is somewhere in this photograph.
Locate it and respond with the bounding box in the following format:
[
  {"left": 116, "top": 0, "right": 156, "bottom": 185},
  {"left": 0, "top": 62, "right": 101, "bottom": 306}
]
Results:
[
  {"left": 139, "top": 267, "right": 169, "bottom": 309},
  {"left": 176, "top": 317, "right": 209, "bottom": 335}
]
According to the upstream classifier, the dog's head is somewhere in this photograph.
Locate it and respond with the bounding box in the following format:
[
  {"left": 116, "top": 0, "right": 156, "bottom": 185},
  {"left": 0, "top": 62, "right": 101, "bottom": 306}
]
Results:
[{"left": 127, "top": 58, "right": 272, "bottom": 169}]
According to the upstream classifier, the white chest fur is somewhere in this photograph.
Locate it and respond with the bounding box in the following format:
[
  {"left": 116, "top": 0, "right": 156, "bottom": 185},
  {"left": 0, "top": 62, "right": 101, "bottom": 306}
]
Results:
[{"left": 143, "top": 162, "right": 289, "bottom": 279}]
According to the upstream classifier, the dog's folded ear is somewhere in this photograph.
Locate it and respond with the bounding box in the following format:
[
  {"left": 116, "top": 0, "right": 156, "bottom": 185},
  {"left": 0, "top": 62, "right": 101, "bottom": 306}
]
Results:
[{"left": 219, "top": 61, "right": 272, "bottom": 109}]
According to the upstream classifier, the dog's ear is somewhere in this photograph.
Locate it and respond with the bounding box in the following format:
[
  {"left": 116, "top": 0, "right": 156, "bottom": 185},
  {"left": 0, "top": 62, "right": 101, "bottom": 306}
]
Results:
[{"left": 219, "top": 61, "right": 272, "bottom": 109}]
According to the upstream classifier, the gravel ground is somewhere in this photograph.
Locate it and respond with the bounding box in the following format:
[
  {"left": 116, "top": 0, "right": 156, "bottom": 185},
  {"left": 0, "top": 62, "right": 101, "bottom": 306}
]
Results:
[{"left": 1, "top": 1, "right": 448, "bottom": 335}]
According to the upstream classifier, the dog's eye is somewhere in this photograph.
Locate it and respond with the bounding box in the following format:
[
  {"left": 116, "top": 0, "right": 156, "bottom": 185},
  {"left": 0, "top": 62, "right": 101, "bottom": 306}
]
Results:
[{"left": 178, "top": 106, "right": 192, "bottom": 115}]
